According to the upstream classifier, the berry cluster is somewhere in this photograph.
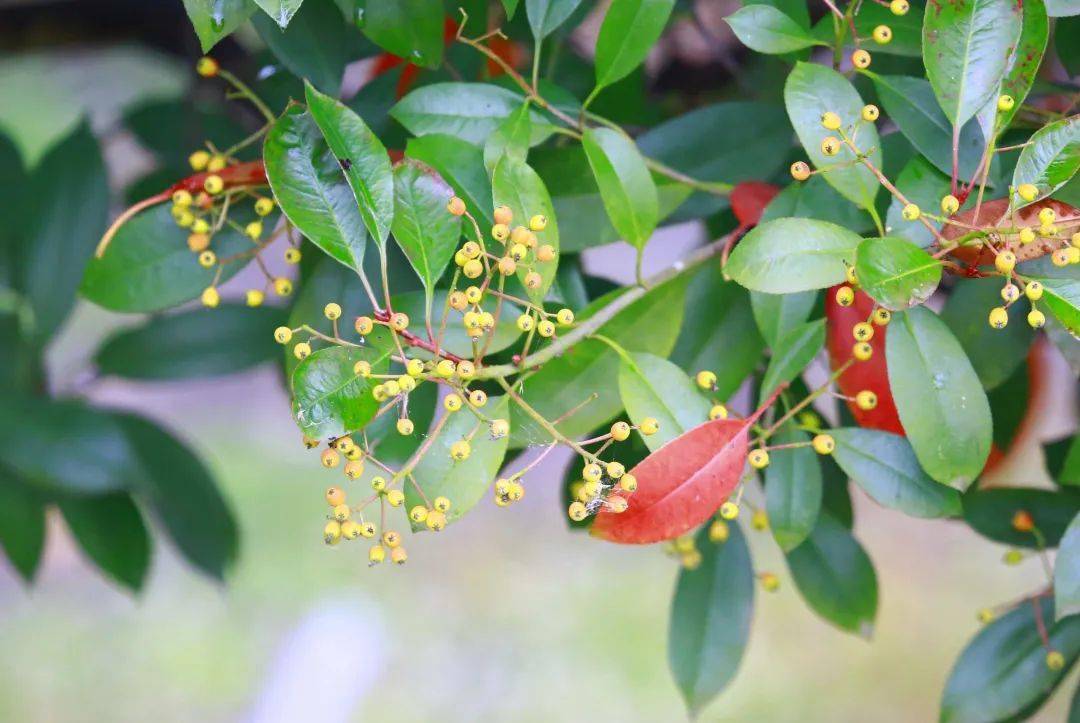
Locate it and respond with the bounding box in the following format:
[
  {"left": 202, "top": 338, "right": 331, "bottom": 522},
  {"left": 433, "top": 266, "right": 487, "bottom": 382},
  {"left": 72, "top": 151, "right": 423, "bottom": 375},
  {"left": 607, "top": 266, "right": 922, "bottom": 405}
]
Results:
[{"left": 565, "top": 419, "right": 653, "bottom": 522}]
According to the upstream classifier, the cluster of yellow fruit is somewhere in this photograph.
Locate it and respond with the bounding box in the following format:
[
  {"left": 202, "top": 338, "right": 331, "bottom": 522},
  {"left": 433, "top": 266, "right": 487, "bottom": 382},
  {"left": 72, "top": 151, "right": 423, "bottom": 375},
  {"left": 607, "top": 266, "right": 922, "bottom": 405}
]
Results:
[
  {"left": 566, "top": 418, "right": 658, "bottom": 522},
  {"left": 789, "top": 105, "right": 882, "bottom": 182},
  {"left": 448, "top": 198, "right": 556, "bottom": 291}
]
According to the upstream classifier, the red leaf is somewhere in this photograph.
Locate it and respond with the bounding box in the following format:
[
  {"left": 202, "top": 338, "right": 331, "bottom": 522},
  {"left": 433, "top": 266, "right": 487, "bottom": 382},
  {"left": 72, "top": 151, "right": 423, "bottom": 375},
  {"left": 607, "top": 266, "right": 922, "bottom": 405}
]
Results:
[
  {"left": 825, "top": 285, "right": 904, "bottom": 435},
  {"left": 730, "top": 181, "right": 779, "bottom": 229},
  {"left": 944, "top": 198, "right": 1079, "bottom": 270},
  {"left": 592, "top": 387, "right": 783, "bottom": 544}
]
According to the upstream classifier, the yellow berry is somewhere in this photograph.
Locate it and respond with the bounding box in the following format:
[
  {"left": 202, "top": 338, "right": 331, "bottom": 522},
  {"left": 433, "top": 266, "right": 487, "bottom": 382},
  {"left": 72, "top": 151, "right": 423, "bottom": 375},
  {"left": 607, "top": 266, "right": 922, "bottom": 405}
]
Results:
[
  {"left": 498, "top": 256, "right": 517, "bottom": 275},
  {"left": 491, "top": 223, "right": 510, "bottom": 242},
  {"left": 274, "top": 326, "right": 293, "bottom": 344},
  {"left": 1046, "top": 651, "right": 1065, "bottom": 671},
  {"left": 447, "top": 196, "right": 466, "bottom": 216},
  {"left": 353, "top": 360, "right": 371, "bottom": 377},
  {"left": 821, "top": 136, "right": 841, "bottom": 156},
  {"left": 332, "top": 503, "right": 351, "bottom": 522},
  {"left": 244, "top": 221, "right": 262, "bottom": 240},
  {"left": 988, "top": 306, "right": 1009, "bottom": 329},
  {"left": 436, "top": 359, "right": 456, "bottom": 378},
  {"left": 1028, "top": 309, "right": 1045, "bottom": 329},
  {"left": 696, "top": 370, "right": 717, "bottom": 390},
  {"left": 997, "top": 94, "right": 1015, "bottom": 112},
  {"left": 556, "top": 308, "right": 575, "bottom": 326},
  {"left": 749, "top": 449, "right": 770, "bottom": 469},
  {"left": 812, "top": 434, "right": 835, "bottom": 455},
  {"left": 325, "top": 486, "right": 345, "bottom": 506},
  {"left": 583, "top": 463, "right": 603, "bottom": 482},
  {"left": 619, "top": 474, "right": 637, "bottom": 492},
  {"left": 751, "top": 509, "right": 768, "bottom": 530},
  {"left": 172, "top": 190, "right": 193, "bottom": 208},
  {"left": 610, "top": 421, "right": 631, "bottom": 441},
  {"left": 371, "top": 476, "right": 387, "bottom": 492},
  {"left": 409, "top": 506, "right": 428, "bottom": 523},
  {"left": 852, "top": 322, "right": 874, "bottom": 342},
  {"left": 790, "top": 161, "right": 811, "bottom": 181},
  {"left": 639, "top": 417, "right": 659, "bottom": 436},
  {"left": 890, "top": 0, "right": 909, "bottom": 15},
  {"left": 463, "top": 259, "right": 484, "bottom": 278},
  {"left": 386, "top": 489, "right": 405, "bottom": 507},
  {"left": 426, "top": 510, "right": 447, "bottom": 531},
  {"left": 760, "top": 572, "right": 780, "bottom": 592},
  {"left": 568, "top": 501, "right": 588, "bottom": 521},
  {"left": 719, "top": 501, "right": 739, "bottom": 520},
  {"left": 995, "top": 251, "right": 1016, "bottom": 274},
  {"left": 709, "top": 405, "right": 728, "bottom": 421},
  {"left": 324, "top": 302, "right": 342, "bottom": 320},
  {"left": 284, "top": 247, "right": 302, "bottom": 264},
  {"left": 321, "top": 447, "right": 340, "bottom": 468},
  {"left": 1025, "top": 281, "right": 1044, "bottom": 301},
  {"left": 187, "top": 232, "right": 210, "bottom": 252},
  {"left": 189, "top": 150, "right": 211, "bottom": 171},
  {"left": 468, "top": 389, "right": 488, "bottom": 408},
  {"left": 901, "top": 203, "right": 921, "bottom": 221},
  {"left": 536, "top": 244, "right": 556, "bottom": 262},
  {"left": 390, "top": 312, "right": 409, "bottom": 331},
  {"left": 977, "top": 608, "right": 995, "bottom": 624},
  {"left": 1039, "top": 207, "right": 1056, "bottom": 226},
  {"left": 517, "top": 314, "right": 535, "bottom": 332},
  {"left": 1017, "top": 183, "right": 1038, "bottom": 202},
  {"left": 537, "top": 319, "right": 556, "bottom": 337},
  {"left": 851, "top": 49, "right": 871, "bottom": 69},
  {"left": 855, "top": 390, "right": 878, "bottom": 410},
  {"left": 605, "top": 462, "right": 625, "bottom": 480},
  {"left": 201, "top": 286, "right": 220, "bottom": 308},
  {"left": 941, "top": 195, "right": 960, "bottom": 214},
  {"left": 529, "top": 214, "right": 547, "bottom": 231},
  {"left": 861, "top": 104, "right": 879, "bottom": 122},
  {"left": 873, "top": 308, "right": 891, "bottom": 325},
  {"left": 524, "top": 271, "right": 542, "bottom": 289},
  {"left": 835, "top": 285, "right": 855, "bottom": 306},
  {"left": 1018, "top": 227, "right": 1036, "bottom": 244},
  {"left": 821, "top": 111, "right": 842, "bottom": 130},
  {"left": 444, "top": 393, "right": 463, "bottom": 412},
  {"left": 273, "top": 277, "right": 293, "bottom": 296},
  {"left": 198, "top": 250, "right": 217, "bottom": 268},
  {"left": 323, "top": 520, "right": 342, "bottom": 545},
  {"left": 450, "top": 440, "right": 471, "bottom": 461},
  {"left": 196, "top": 56, "right": 219, "bottom": 77},
  {"left": 464, "top": 285, "right": 483, "bottom": 304},
  {"left": 396, "top": 418, "right": 414, "bottom": 435},
  {"left": 493, "top": 205, "right": 513, "bottom": 225},
  {"left": 341, "top": 520, "right": 361, "bottom": 540},
  {"left": 1001, "top": 283, "right": 1020, "bottom": 303},
  {"left": 872, "top": 25, "right": 892, "bottom": 44},
  {"left": 344, "top": 460, "right": 364, "bottom": 480},
  {"left": 382, "top": 530, "right": 401, "bottom": 548},
  {"left": 709, "top": 520, "right": 729, "bottom": 543},
  {"left": 489, "top": 418, "right": 510, "bottom": 438},
  {"left": 853, "top": 342, "right": 873, "bottom": 361},
  {"left": 245, "top": 289, "right": 264, "bottom": 307},
  {"left": 203, "top": 174, "right": 224, "bottom": 195},
  {"left": 368, "top": 545, "right": 386, "bottom": 564}
]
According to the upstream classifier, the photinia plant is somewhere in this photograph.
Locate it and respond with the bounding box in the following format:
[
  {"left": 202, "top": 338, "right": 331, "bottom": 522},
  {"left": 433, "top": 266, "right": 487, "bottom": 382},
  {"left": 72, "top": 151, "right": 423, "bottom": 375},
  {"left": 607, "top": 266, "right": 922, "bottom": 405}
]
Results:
[{"left": 2, "top": 0, "right": 1080, "bottom": 717}]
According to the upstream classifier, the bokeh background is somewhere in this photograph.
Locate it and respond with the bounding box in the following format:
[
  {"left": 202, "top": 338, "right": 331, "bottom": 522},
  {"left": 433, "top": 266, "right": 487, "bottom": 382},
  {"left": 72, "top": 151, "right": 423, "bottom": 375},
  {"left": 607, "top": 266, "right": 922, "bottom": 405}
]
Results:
[{"left": 1, "top": 1, "right": 1078, "bottom": 721}]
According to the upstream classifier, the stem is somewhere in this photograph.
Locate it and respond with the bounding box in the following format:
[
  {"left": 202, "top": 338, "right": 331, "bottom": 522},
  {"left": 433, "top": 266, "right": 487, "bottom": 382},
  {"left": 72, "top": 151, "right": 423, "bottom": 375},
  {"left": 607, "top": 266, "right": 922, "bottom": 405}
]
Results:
[
  {"left": 760, "top": 360, "right": 854, "bottom": 440},
  {"left": 218, "top": 69, "right": 276, "bottom": 124},
  {"left": 496, "top": 377, "right": 594, "bottom": 459}
]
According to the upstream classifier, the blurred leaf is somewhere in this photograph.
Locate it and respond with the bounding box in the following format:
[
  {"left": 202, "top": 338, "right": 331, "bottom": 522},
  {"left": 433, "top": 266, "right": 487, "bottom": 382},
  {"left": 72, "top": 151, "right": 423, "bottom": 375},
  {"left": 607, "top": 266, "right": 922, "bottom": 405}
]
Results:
[
  {"left": 483, "top": 104, "right": 532, "bottom": 176},
  {"left": 855, "top": 236, "right": 942, "bottom": 311},
  {"left": 940, "top": 596, "right": 1080, "bottom": 722},
  {"left": 95, "top": 305, "right": 286, "bottom": 380},
  {"left": 183, "top": 0, "right": 256, "bottom": 51},
  {"left": 581, "top": 127, "right": 658, "bottom": 251},
  {"left": 115, "top": 414, "right": 238, "bottom": 581},
  {"left": 618, "top": 352, "right": 711, "bottom": 452},
  {"left": 672, "top": 265, "right": 763, "bottom": 400},
  {"left": 491, "top": 156, "right": 559, "bottom": 303},
  {"left": 406, "top": 396, "right": 510, "bottom": 529},
  {"left": 761, "top": 176, "right": 873, "bottom": 232},
  {"left": 941, "top": 277, "right": 1034, "bottom": 390},
  {"left": 359, "top": 0, "right": 443, "bottom": 69},
  {"left": 346, "top": 66, "right": 406, "bottom": 145},
  {"left": 391, "top": 83, "right": 556, "bottom": 145},
  {"left": 407, "top": 134, "right": 494, "bottom": 231},
  {"left": 253, "top": 0, "right": 349, "bottom": 95},
  {"left": 726, "top": 218, "right": 861, "bottom": 293},
  {"left": 501, "top": 0, "right": 520, "bottom": 17},
  {"left": 761, "top": 320, "right": 824, "bottom": 404},
  {"left": 1058, "top": 17, "right": 1080, "bottom": 74},
  {"left": 19, "top": 121, "right": 107, "bottom": 345},
  {"left": 1047, "top": 0, "right": 1080, "bottom": 15},
  {"left": 390, "top": 159, "right": 461, "bottom": 292},
  {"left": 510, "top": 271, "right": 689, "bottom": 445},
  {"left": 668, "top": 523, "right": 754, "bottom": 716},
  {"left": 1033, "top": 276, "right": 1080, "bottom": 336},
  {"left": 964, "top": 487, "right": 1080, "bottom": 548},
  {"left": 821, "top": 452, "right": 854, "bottom": 528},
  {"left": 526, "top": 0, "right": 584, "bottom": 40},
  {"left": 306, "top": 81, "right": 395, "bottom": 249},
  {"left": 974, "top": 0, "right": 1048, "bottom": 140},
  {"left": 0, "top": 396, "right": 133, "bottom": 496},
  {"left": 831, "top": 427, "right": 961, "bottom": 518},
  {"left": 60, "top": 493, "right": 151, "bottom": 592},
  {"left": 0, "top": 479, "right": 45, "bottom": 583},
  {"left": 766, "top": 427, "right": 823, "bottom": 551},
  {"left": 785, "top": 62, "right": 880, "bottom": 212},
  {"left": 124, "top": 100, "right": 247, "bottom": 168},
  {"left": 591, "top": 0, "right": 676, "bottom": 98},
  {"left": 725, "top": 5, "right": 823, "bottom": 53},
  {"left": 886, "top": 307, "right": 992, "bottom": 490},
  {"left": 255, "top": 0, "right": 305, "bottom": 26},
  {"left": 1057, "top": 512, "right": 1080, "bottom": 619},
  {"left": 1047, "top": 435, "right": 1080, "bottom": 486},
  {"left": 885, "top": 156, "right": 951, "bottom": 247},
  {"left": 922, "top": 0, "right": 1022, "bottom": 127},
  {"left": 265, "top": 105, "right": 368, "bottom": 270},
  {"left": 786, "top": 513, "right": 878, "bottom": 636},
  {"left": 750, "top": 290, "right": 816, "bottom": 348},
  {"left": 868, "top": 74, "right": 986, "bottom": 180},
  {"left": 1012, "top": 116, "right": 1080, "bottom": 207},
  {"left": 291, "top": 341, "right": 392, "bottom": 439}
]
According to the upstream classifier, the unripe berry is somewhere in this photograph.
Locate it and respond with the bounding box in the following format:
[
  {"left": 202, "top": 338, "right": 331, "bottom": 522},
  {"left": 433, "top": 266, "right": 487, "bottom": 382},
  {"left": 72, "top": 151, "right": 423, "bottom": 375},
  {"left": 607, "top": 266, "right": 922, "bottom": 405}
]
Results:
[
  {"left": 409, "top": 505, "right": 428, "bottom": 523},
  {"left": 1052, "top": 248, "right": 1072, "bottom": 266},
  {"left": 368, "top": 545, "right": 386, "bottom": 564},
  {"left": 324, "top": 520, "right": 342, "bottom": 545},
  {"left": 997, "top": 94, "right": 1015, "bottom": 112},
  {"left": 812, "top": 434, "right": 835, "bottom": 455},
  {"left": 568, "top": 501, "right": 588, "bottom": 521},
  {"left": 201, "top": 286, "right": 220, "bottom": 308},
  {"left": 173, "top": 190, "right": 193, "bottom": 208},
  {"left": 749, "top": 449, "right": 770, "bottom": 469},
  {"left": 491, "top": 223, "right": 510, "bottom": 241},
  {"left": 244, "top": 221, "right": 262, "bottom": 240},
  {"left": 284, "top": 247, "right": 302, "bottom": 264},
  {"left": 321, "top": 447, "right": 340, "bottom": 468},
  {"left": 977, "top": 608, "right": 995, "bottom": 624},
  {"left": 873, "top": 308, "right": 891, "bottom": 326},
  {"left": 861, "top": 104, "right": 879, "bottom": 122},
  {"left": 852, "top": 342, "right": 873, "bottom": 361},
  {"left": 324, "top": 302, "right": 342, "bottom": 320},
  {"left": 821, "top": 136, "right": 841, "bottom": 156},
  {"left": 988, "top": 306, "right": 1009, "bottom": 329},
  {"left": 852, "top": 322, "right": 874, "bottom": 342},
  {"left": 468, "top": 389, "right": 488, "bottom": 407},
  {"left": 709, "top": 520, "right": 729, "bottom": 543},
  {"left": 516, "top": 314, "right": 535, "bottom": 332},
  {"left": 332, "top": 503, "right": 351, "bottom": 522},
  {"left": 1025, "top": 281, "right": 1043, "bottom": 301},
  {"left": 872, "top": 24, "right": 892, "bottom": 44},
  {"left": 941, "top": 195, "right": 960, "bottom": 214},
  {"left": 464, "top": 285, "right": 483, "bottom": 304},
  {"left": 456, "top": 360, "right": 476, "bottom": 380},
  {"left": 203, "top": 174, "right": 224, "bottom": 195},
  {"left": 1019, "top": 227, "right": 1035, "bottom": 244},
  {"left": 820, "top": 111, "right": 842, "bottom": 130},
  {"left": 390, "top": 312, "right": 409, "bottom": 331},
  {"left": 606, "top": 461, "right": 625, "bottom": 479},
  {"left": 198, "top": 250, "right": 217, "bottom": 268},
  {"left": 855, "top": 390, "right": 878, "bottom": 410},
  {"left": 360, "top": 522, "right": 377, "bottom": 538},
  {"left": 386, "top": 489, "right": 404, "bottom": 507},
  {"left": 1027, "top": 309, "right": 1045, "bottom": 329},
  {"left": 608, "top": 495, "right": 629, "bottom": 514},
  {"left": 509, "top": 243, "right": 528, "bottom": 261},
  {"left": 274, "top": 326, "right": 293, "bottom": 344},
  {"left": 444, "top": 393, "right": 463, "bottom": 412},
  {"left": 447, "top": 196, "right": 466, "bottom": 216},
  {"left": 751, "top": 509, "right": 768, "bottom": 530},
  {"left": 901, "top": 203, "right": 921, "bottom": 221},
  {"left": 556, "top": 308, "right": 575, "bottom": 326},
  {"left": 174, "top": 208, "right": 195, "bottom": 228},
  {"left": 851, "top": 49, "right": 871, "bottom": 69},
  {"left": 611, "top": 421, "right": 631, "bottom": 441},
  {"left": 371, "top": 476, "right": 387, "bottom": 492},
  {"left": 1003, "top": 549, "right": 1024, "bottom": 565},
  {"left": 790, "top": 161, "right": 811, "bottom": 181},
  {"left": 189, "top": 150, "right": 211, "bottom": 171},
  {"left": 196, "top": 56, "right": 219, "bottom": 77},
  {"left": 1046, "top": 651, "right": 1065, "bottom": 670},
  {"left": 493, "top": 205, "right": 513, "bottom": 225},
  {"left": 461, "top": 241, "right": 481, "bottom": 259},
  {"left": 639, "top": 417, "right": 659, "bottom": 435},
  {"left": 383, "top": 380, "right": 401, "bottom": 397},
  {"left": 835, "top": 285, "right": 855, "bottom": 307},
  {"left": 489, "top": 418, "right": 510, "bottom": 438},
  {"left": 696, "top": 370, "right": 717, "bottom": 390},
  {"left": 246, "top": 289, "right": 264, "bottom": 307},
  {"left": 436, "top": 359, "right": 456, "bottom": 378},
  {"left": 450, "top": 440, "right": 471, "bottom": 461},
  {"left": 273, "top": 277, "right": 293, "bottom": 296},
  {"left": 448, "top": 290, "right": 468, "bottom": 310},
  {"left": 344, "top": 460, "right": 364, "bottom": 480},
  {"left": 890, "top": 0, "right": 909, "bottom": 14},
  {"left": 1017, "top": 183, "right": 1038, "bottom": 202},
  {"left": 206, "top": 155, "right": 227, "bottom": 173},
  {"left": 426, "top": 510, "right": 447, "bottom": 531},
  {"left": 463, "top": 259, "right": 484, "bottom": 278},
  {"left": 293, "top": 342, "right": 311, "bottom": 360},
  {"left": 583, "top": 463, "right": 603, "bottom": 482},
  {"left": 1039, "top": 207, "right": 1056, "bottom": 225},
  {"left": 709, "top": 404, "right": 728, "bottom": 421},
  {"left": 397, "top": 418, "right": 414, "bottom": 435},
  {"left": 619, "top": 474, "right": 637, "bottom": 492},
  {"left": 529, "top": 214, "right": 547, "bottom": 231},
  {"left": 353, "top": 360, "right": 371, "bottom": 377},
  {"left": 537, "top": 319, "right": 556, "bottom": 337},
  {"left": 454, "top": 249, "right": 469, "bottom": 266},
  {"left": 719, "top": 501, "right": 739, "bottom": 520}
]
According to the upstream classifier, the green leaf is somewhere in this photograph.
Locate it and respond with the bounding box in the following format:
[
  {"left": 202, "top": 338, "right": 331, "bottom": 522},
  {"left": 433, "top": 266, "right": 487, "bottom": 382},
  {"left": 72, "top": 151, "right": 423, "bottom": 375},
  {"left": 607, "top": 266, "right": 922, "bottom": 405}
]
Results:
[
  {"left": 581, "top": 127, "right": 658, "bottom": 250},
  {"left": 254, "top": 0, "right": 305, "bottom": 26},
  {"left": 885, "top": 156, "right": 951, "bottom": 248},
  {"left": 618, "top": 352, "right": 711, "bottom": 452},
  {"left": 940, "top": 596, "right": 1080, "bottom": 722},
  {"left": 761, "top": 176, "right": 874, "bottom": 233},
  {"left": 526, "top": 0, "right": 584, "bottom": 40},
  {"left": 1012, "top": 115, "right": 1080, "bottom": 206},
  {"left": 510, "top": 271, "right": 689, "bottom": 445},
  {"left": 974, "top": 0, "right": 1049, "bottom": 140},
  {"left": 1050, "top": 436, "right": 1080, "bottom": 486},
  {"left": 391, "top": 83, "right": 556, "bottom": 145},
  {"left": 963, "top": 487, "right": 1080, "bottom": 548},
  {"left": 483, "top": 103, "right": 532, "bottom": 176},
  {"left": 491, "top": 156, "right": 559, "bottom": 302},
  {"left": 390, "top": 160, "right": 462, "bottom": 292},
  {"left": 406, "top": 396, "right": 510, "bottom": 529},
  {"left": 253, "top": 0, "right": 349, "bottom": 95},
  {"left": 291, "top": 341, "right": 393, "bottom": 439},
  {"left": 786, "top": 513, "right": 878, "bottom": 636},
  {"left": 19, "top": 121, "right": 107, "bottom": 345},
  {"left": 868, "top": 74, "right": 986, "bottom": 180},
  {"left": 0, "top": 479, "right": 45, "bottom": 583},
  {"left": 821, "top": 454, "right": 854, "bottom": 529},
  {"left": 81, "top": 204, "right": 259, "bottom": 312},
  {"left": 0, "top": 396, "right": 133, "bottom": 496},
  {"left": 115, "top": 414, "right": 238, "bottom": 581},
  {"left": 810, "top": 1, "right": 924, "bottom": 57},
  {"left": 668, "top": 523, "right": 754, "bottom": 717},
  {"left": 725, "top": 217, "right": 862, "bottom": 293},
  {"left": 1056, "top": 512, "right": 1080, "bottom": 619},
  {"left": 766, "top": 427, "right": 823, "bottom": 552},
  {"left": 1059, "top": 18, "right": 1080, "bottom": 74},
  {"left": 182, "top": 0, "right": 256, "bottom": 51},
  {"left": 592, "top": 0, "right": 676, "bottom": 98},
  {"left": 784, "top": 62, "right": 880, "bottom": 212},
  {"left": 725, "top": 5, "right": 823, "bottom": 53},
  {"left": 306, "top": 81, "right": 395, "bottom": 249},
  {"left": 359, "top": 0, "right": 443, "bottom": 69},
  {"left": 94, "top": 305, "right": 286, "bottom": 380},
  {"left": 501, "top": 0, "right": 520, "bottom": 17},
  {"left": 830, "top": 428, "right": 961, "bottom": 518},
  {"left": 941, "top": 277, "right": 1034, "bottom": 390},
  {"left": 671, "top": 264, "right": 763, "bottom": 400},
  {"left": 922, "top": 0, "right": 1022, "bottom": 127},
  {"left": 759, "top": 320, "right": 825, "bottom": 403},
  {"left": 886, "top": 306, "right": 992, "bottom": 490},
  {"left": 60, "top": 493, "right": 151, "bottom": 592},
  {"left": 1034, "top": 276, "right": 1080, "bottom": 336},
  {"left": 750, "top": 290, "right": 816, "bottom": 347},
  {"left": 855, "top": 236, "right": 942, "bottom": 311},
  {"left": 264, "top": 105, "right": 368, "bottom": 271},
  {"left": 406, "top": 134, "right": 494, "bottom": 231}
]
